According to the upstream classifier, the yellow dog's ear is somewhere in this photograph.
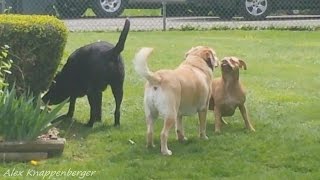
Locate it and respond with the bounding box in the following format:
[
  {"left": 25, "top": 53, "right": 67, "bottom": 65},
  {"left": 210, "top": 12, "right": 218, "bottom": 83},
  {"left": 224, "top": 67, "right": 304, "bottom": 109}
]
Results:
[
  {"left": 206, "top": 48, "right": 218, "bottom": 68},
  {"left": 185, "top": 47, "right": 195, "bottom": 57},
  {"left": 200, "top": 50, "right": 214, "bottom": 70},
  {"left": 239, "top": 59, "right": 247, "bottom": 70},
  {"left": 214, "top": 59, "right": 220, "bottom": 67}
]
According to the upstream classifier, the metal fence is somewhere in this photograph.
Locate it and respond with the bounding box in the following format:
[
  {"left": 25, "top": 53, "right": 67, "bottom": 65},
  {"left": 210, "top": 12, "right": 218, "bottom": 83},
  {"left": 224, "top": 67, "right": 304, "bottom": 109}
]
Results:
[{"left": 1, "top": 0, "right": 320, "bottom": 31}]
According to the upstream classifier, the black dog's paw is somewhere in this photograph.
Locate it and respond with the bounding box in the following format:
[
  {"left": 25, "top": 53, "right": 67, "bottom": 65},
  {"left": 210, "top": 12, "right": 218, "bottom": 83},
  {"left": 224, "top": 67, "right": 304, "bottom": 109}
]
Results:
[
  {"left": 62, "top": 114, "right": 73, "bottom": 119},
  {"left": 85, "top": 121, "right": 94, "bottom": 128}
]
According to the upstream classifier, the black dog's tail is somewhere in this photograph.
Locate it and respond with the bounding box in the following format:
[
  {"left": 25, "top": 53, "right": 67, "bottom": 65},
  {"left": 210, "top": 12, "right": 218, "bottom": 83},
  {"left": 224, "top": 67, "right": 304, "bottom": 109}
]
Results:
[{"left": 113, "top": 18, "right": 130, "bottom": 55}]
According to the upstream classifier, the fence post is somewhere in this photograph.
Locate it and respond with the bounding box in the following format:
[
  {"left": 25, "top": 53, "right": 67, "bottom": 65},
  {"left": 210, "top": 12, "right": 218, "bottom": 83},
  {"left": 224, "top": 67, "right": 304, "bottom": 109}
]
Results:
[
  {"left": 0, "top": 0, "right": 5, "bottom": 13},
  {"left": 162, "top": 1, "right": 167, "bottom": 31}
]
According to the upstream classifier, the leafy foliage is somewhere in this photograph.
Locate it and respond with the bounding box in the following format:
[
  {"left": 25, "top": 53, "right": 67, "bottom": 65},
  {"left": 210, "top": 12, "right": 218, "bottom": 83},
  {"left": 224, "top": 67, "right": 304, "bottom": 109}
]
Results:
[
  {"left": 0, "top": 14, "right": 68, "bottom": 95},
  {"left": 0, "top": 87, "right": 67, "bottom": 141},
  {"left": 0, "top": 45, "right": 12, "bottom": 94}
]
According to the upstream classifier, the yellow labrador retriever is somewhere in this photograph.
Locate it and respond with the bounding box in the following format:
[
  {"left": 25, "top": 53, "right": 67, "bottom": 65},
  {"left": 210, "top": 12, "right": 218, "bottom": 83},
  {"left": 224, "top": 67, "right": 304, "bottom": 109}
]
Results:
[
  {"left": 133, "top": 46, "right": 218, "bottom": 155},
  {"left": 209, "top": 57, "right": 255, "bottom": 133}
]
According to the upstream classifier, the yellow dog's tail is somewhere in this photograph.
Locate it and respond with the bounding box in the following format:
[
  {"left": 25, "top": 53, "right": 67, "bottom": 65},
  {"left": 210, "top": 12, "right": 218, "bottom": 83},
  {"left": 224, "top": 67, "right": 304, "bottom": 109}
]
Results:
[{"left": 133, "top": 47, "right": 161, "bottom": 84}]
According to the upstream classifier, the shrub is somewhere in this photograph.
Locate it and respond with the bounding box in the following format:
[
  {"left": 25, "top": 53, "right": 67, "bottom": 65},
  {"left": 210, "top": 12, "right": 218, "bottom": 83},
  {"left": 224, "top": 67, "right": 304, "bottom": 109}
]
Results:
[
  {"left": 0, "top": 87, "right": 67, "bottom": 141},
  {"left": 0, "top": 14, "right": 68, "bottom": 95}
]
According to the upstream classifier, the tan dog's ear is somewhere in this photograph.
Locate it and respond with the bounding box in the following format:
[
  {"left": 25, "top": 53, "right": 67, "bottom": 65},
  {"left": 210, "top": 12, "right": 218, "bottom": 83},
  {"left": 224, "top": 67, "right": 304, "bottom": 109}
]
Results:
[
  {"left": 224, "top": 57, "right": 237, "bottom": 69},
  {"left": 239, "top": 59, "right": 247, "bottom": 70}
]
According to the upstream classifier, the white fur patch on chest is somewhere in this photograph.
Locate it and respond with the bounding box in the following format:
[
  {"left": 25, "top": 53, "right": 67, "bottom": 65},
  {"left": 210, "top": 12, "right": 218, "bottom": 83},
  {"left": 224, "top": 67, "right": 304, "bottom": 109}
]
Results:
[{"left": 224, "top": 94, "right": 241, "bottom": 106}]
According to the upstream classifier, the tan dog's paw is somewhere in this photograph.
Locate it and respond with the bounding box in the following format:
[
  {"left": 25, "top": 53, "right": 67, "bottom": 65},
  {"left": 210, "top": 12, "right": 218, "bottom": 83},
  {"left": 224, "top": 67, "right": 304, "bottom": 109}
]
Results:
[
  {"left": 161, "top": 149, "right": 172, "bottom": 156},
  {"left": 177, "top": 131, "right": 188, "bottom": 143},
  {"left": 146, "top": 143, "right": 156, "bottom": 148},
  {"left": 199, "top": 134, "right": 209, "bottom": 140},
  {"left": 214, "top": 129, "right": 222, "bottom": 134},
  {"left": 245, "top": 124, "right": 256, "bottom": 132},
  {"left": 178, "top": 136, "right": 188, "bottom": 143},
  {"left": 244, "top": 127, "right": 255, "bottom": 133}
]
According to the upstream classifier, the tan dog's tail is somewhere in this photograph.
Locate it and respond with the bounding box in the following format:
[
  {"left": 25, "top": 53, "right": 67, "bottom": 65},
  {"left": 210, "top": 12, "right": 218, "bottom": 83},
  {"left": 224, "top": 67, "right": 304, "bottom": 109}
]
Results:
[{"left": 133, "top": 47, "right": 161, "bottom": 84}]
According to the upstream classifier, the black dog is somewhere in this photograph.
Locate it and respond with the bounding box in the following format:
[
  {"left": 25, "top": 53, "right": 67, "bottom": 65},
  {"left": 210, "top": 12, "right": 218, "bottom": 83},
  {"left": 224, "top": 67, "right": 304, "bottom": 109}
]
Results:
[{"left": 43, "top": 19, "right": 130, "bottom": 127}]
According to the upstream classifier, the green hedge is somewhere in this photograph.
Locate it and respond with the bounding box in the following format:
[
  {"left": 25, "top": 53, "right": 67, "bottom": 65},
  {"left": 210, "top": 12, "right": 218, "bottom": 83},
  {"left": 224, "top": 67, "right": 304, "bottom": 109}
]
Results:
[{"left": 0, "top": 15, "right": 67, "bottom": 95}]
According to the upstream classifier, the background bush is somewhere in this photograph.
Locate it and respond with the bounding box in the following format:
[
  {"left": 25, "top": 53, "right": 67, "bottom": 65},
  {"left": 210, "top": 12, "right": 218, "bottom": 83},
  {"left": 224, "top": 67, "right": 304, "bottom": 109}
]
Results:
[{"left": 0, "top": 15, "right": 67, "bottom": 95}]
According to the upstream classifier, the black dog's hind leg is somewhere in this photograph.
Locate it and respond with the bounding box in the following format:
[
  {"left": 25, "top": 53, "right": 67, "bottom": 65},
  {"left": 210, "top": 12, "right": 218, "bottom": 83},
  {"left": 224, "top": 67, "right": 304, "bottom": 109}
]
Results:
[
  {"left": 111, "top": 83, "right": 123, "bottom": 127},
  {"left": 86, "top": 91, "right": 102, "bottom": 127},
  {"left": 66, "top": 96, "right": 76, "bottom": 118}
]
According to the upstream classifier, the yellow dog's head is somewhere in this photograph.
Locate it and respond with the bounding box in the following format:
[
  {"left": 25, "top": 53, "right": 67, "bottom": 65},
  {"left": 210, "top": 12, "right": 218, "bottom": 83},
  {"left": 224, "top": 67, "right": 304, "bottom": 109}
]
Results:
[{"left": 185, "top": 46, "right": 218, "bottom": 71}]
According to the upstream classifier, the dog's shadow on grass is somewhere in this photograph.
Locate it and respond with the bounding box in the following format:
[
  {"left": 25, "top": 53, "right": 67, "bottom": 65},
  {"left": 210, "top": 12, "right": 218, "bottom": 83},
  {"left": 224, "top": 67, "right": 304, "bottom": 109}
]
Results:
[
  {"left": 206, "top": 121, "right": 256, "bottom": 136},
  {"left": 53, "top": 115, "right": 114, "bottom": 140}
]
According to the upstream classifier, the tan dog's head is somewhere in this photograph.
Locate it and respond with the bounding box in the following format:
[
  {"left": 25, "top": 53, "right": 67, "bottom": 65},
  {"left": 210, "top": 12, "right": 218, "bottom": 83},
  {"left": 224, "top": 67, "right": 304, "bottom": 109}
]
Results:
[
  {"left": 185, "top": 46, "right": 218, "bottom": 71},
  {"left": 221, "top": 56, "right": 246, "bottom": 71},
  {"left": 220, "top": 57, "right": 246, "bottom": 80}
]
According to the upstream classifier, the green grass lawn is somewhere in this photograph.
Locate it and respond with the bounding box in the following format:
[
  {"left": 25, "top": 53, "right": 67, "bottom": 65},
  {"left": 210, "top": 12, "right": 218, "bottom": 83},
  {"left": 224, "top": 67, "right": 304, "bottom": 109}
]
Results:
[{"left": 1, "top": 30, "right": 320, "bottom": 179}]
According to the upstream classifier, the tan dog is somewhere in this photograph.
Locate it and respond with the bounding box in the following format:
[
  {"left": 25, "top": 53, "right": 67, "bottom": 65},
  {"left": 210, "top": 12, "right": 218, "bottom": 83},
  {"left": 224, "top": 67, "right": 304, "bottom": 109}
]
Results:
[
  {"left": 133, "top": 46, "right": 218, "bottom": 155},
  {"left": 209, "top": 57, "right": 255, "bottom": 133}
]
